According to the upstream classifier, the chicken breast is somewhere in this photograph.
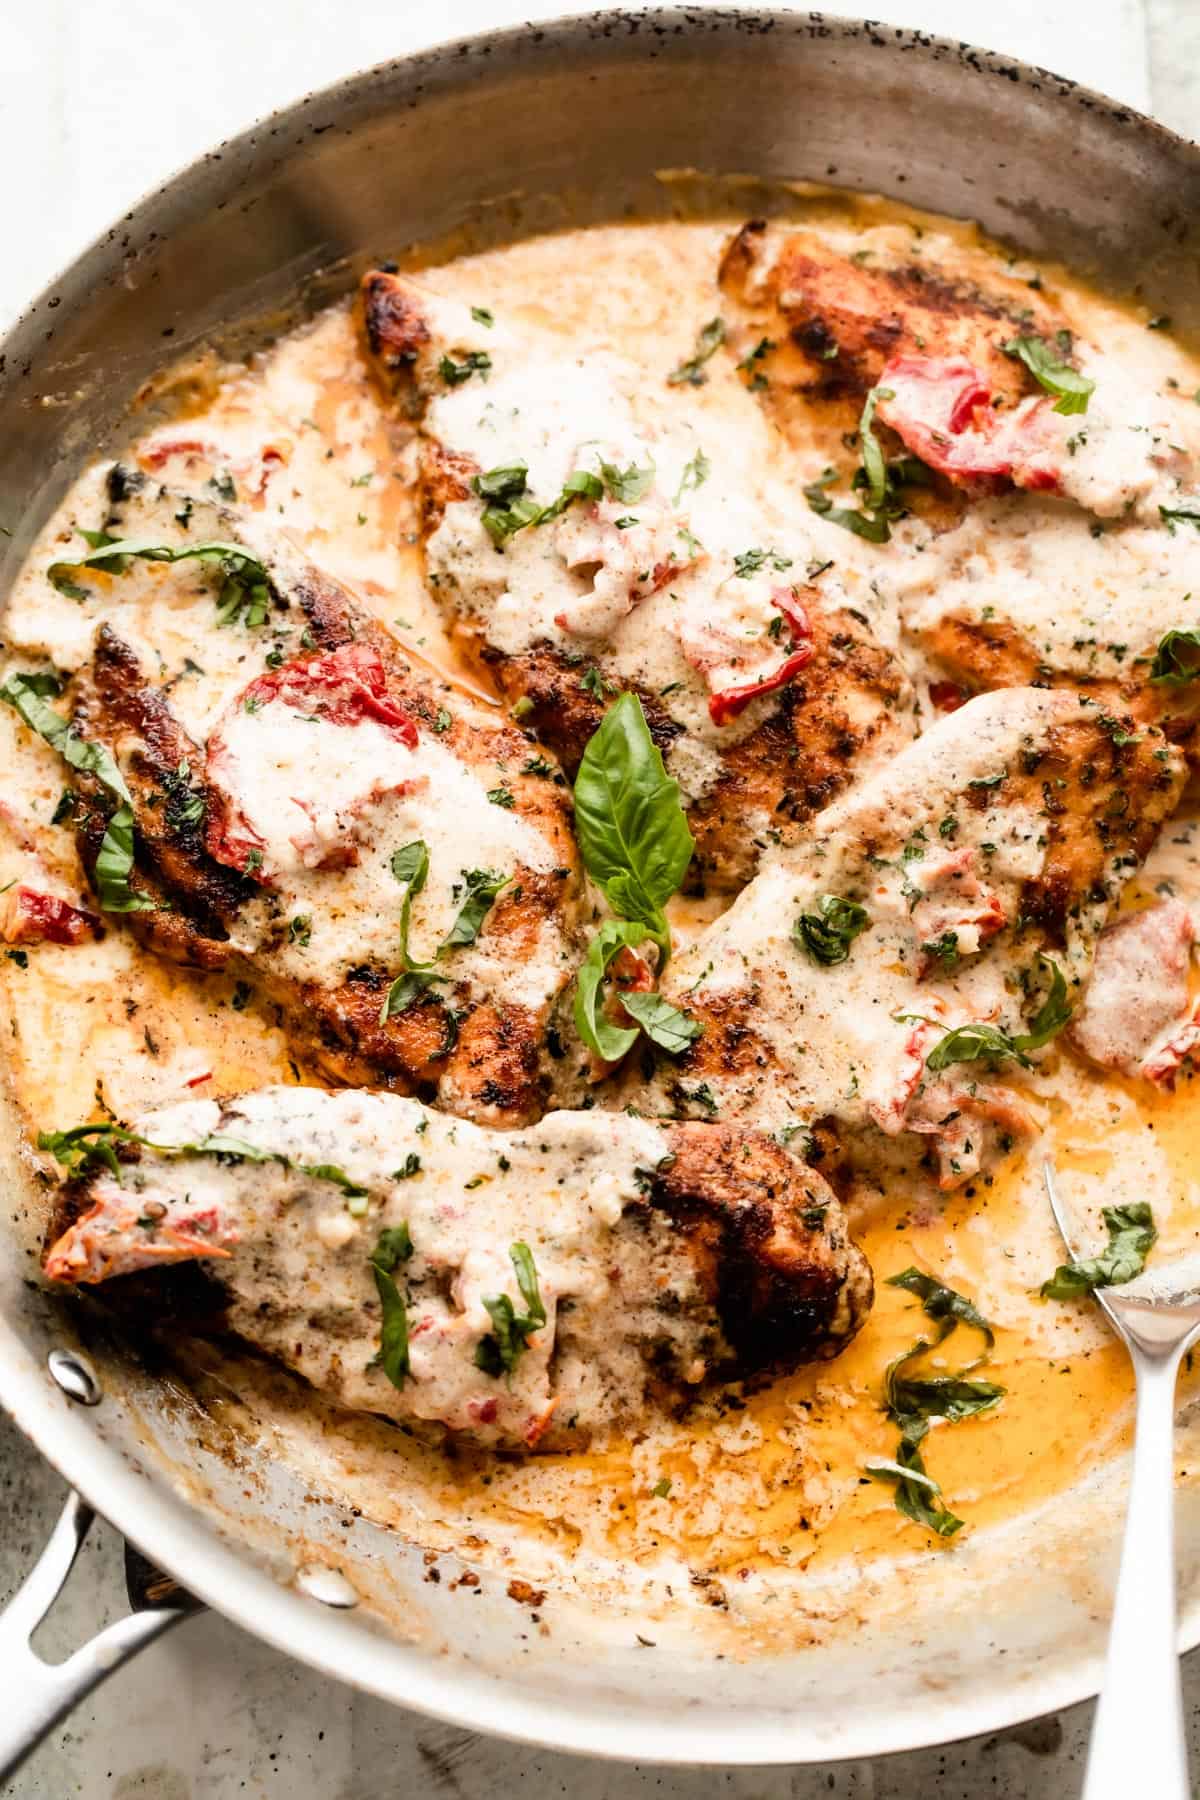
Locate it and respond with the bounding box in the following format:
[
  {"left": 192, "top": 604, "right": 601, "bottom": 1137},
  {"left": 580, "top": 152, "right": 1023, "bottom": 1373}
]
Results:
[
  {"left": 357, "top": 269, "right": 914, "bottom": 892},
  {"left": 625, "top": 688, "right": 1185, "bottom": 1190},
  {"left": 42, "top": 1085, "right": 873, "bottom": 1450},
  {"left": 1069, "top": 899, "right": 1200, "bottom": 1086},
  {"left": 716, "top": 219, "right": 1066, "bottom": 410},
  {"left": 885, "top": 493, "right": 1200, "bottom": 757},
  {"left": 718, "top": 224, "right": 1200, "bottom": 751},
  {"left": 11, "top": 471, "right": 586, "bottom": 1126}
]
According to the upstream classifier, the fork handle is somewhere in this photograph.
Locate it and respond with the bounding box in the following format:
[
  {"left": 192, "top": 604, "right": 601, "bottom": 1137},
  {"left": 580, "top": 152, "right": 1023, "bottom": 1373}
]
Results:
[{"left": 1084, "top": 1344, "right": 1190, "bottom": 1800}]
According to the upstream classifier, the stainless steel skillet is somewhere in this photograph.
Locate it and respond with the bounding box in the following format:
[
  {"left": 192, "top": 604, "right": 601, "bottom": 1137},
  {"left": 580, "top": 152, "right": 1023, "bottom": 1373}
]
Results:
[{"left": 2, "top": 7, "right": 1200, "bottom": 1770}]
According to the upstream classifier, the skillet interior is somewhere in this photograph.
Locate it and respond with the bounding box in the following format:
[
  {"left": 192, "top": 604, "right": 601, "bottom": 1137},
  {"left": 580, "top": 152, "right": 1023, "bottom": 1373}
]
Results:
[{"left": 3, "top": 8, "right": 1200, "bottom": 1764}]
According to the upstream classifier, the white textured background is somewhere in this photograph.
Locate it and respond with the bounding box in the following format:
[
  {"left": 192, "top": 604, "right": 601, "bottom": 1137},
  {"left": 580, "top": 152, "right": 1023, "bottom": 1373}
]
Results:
[{"left": 0, "top": 2, "right": 1197, "bottom": 1796}]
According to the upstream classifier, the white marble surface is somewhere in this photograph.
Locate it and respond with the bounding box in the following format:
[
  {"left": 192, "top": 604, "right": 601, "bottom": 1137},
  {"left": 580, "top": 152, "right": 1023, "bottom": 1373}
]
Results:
[{"left": 0, "top": 2, "right": 1196, "bottom": 1795}]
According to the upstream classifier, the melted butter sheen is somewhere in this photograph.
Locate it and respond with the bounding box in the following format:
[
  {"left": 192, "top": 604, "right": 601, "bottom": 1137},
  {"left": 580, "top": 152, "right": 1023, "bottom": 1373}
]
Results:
[{"left": 5, "top": 200, "right": 1200, "bottom": 1583}]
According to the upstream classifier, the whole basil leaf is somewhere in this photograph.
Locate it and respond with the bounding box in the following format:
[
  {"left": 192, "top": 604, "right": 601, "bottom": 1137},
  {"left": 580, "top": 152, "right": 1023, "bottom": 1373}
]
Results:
[
  {"left": 573, "top": 693, "right": 694, "bottom": 926},
  {"left": 573, "top": 918, "right": 647, "bottom": 1062},
  {"left": 620, "top": 989, "right": 703, "bottom": 1055}
]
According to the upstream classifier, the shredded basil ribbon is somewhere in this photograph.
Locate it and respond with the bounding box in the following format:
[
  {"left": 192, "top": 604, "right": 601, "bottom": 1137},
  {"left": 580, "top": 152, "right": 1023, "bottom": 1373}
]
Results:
[{"left": 0, "top": 671, "right": 154, "bottom": 914}]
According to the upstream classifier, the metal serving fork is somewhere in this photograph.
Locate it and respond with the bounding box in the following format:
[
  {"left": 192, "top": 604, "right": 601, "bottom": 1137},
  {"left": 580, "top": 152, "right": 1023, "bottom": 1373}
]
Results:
[{"left": 1043, "top": 1159, "right": 1200, "bottom": 1800}]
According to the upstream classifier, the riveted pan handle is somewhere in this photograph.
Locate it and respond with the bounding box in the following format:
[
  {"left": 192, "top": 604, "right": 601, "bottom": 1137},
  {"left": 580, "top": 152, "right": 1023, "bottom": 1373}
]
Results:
[{"left": 0, "top": 1491, "right": 191, "bottom": 1786}]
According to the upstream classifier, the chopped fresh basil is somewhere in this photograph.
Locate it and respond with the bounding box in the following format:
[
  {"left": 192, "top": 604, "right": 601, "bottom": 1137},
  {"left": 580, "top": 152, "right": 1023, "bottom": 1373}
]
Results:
[
  {"left": 888, "top": 1267, "right": 995, "bottom": 1350},
  {"left": 37, "top": 1118, "right": 374, "bottom": 1199},
  {"left": 371, "top": 1222, "right": 414, "bottom": 1271},
  {"left": 599, "top": 460, "right": 653, "bottom": 505},
  {"left": 487, "top": 786, "right": 515, "bottom": 809},
  {"left": 794, "top": 894, "right": 869, "bottom": 966},
  {"left": 866, "top": 1439, "right": 964, "bottom": 1537},
  {"left": 1159, "top": 506, "right": 1200, "bottom": 536},
  {"left": 733, "top": 547, "right": 792, "bottom": 579},
  {"left": 438, "top": 350, "right": 491, "bottom": 387},
  {"left": 868, "top": 1266, "right": 1005, "bottom": 1537},
  {"left": 0, "top": 670, "right": 154, "bottom": 915},
  {"left": 858, "top": 384, "right": 894, "bottom": 511},
  {"left": 1003, "top": 335, "right": 1094, "bottom": 416},
  {"left": 370, "top": 1245, "right": 410, "bottom": 1388},
  {"left": 288, "top": 914, "right": 312, "bottom": 947},
  {"left": 1041, "top": 1203, "right": 1156, "bottom": 1300},
  {"left": 381, "top": 840, "right": 443, "bottom": 1021},
  {"left": 380, "top": 970, "right": 442, "bottom": 1018},
  {"left": 161, "top": 759, "right": 206, "bottom": 831},
  {"left": 923, "top": 1019, "right": 1030, "bottom": 1071},
  {"left": 46, "top": 539, "right": 273, "bottom": 630},
  {"left": 443, "top": 867, "right": 510, "bottom": 949},
  {"left": 392, "top": 1155, "right": 422, "bottom": 1182},
  {"left": 673, "top": 448, "right": 710, "bottom": 504},
  {"left": 667, "top": 318, "right": 726, "bottom": 387},
  {"left": 474, "top": 1241, "right": 547, "bottom": 1377},
  {"left": 302, "top": 1162, "right": 367, "bottom": 1199},
  {"left": 472, "top": 463, "right": 602, "bottom": 546},
  {"left": 803, "top": 469, "right": 893, "bottom": 543},
  {"left": 1150, "top": 627, "right": 1200, "bottom": 685},
  {"left": 470, "top": 306, "right": 495, "bottom": 327},
  {"left": 1020, "top": 956, "right": 1072, "bottom": 1050},
  {"left": 916, "top": 956, "right": 1070, "bottom": 1072}
]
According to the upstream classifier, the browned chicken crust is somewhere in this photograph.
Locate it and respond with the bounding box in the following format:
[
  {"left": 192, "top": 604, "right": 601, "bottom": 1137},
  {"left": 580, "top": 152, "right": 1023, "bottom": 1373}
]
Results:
[
  {"left": 718, "top": 219, "right": 1064, "bottom": 408},
  {"left": 918, "top": 613, "right": 1200, "bottom": 763}
]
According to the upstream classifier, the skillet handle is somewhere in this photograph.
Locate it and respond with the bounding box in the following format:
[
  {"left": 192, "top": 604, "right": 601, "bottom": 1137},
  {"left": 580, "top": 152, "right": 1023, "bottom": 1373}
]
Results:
[{"left": 0, "top": 1490, "right": 190, "bottom": 1787}]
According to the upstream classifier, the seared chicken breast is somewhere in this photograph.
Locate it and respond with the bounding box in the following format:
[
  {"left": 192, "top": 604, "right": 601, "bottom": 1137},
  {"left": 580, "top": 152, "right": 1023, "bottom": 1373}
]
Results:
[
  {"left": 11, "top": 472, "right": 586, "bottom": 1125},
  {"left": 715, "top": 223, "right": 1200, "bottom": 759},
  {"left": 716, "top": 219, "right": 1067, "bottom": 410},
  {"left": 43, "top": 1085, "right": 872, "bottom": 1450},
  {"left": 628, "top": 689, "right": 1184, "bottom": 1190},
  {"left": 358, "top": 269, "right": 914, "bottom": 892}
]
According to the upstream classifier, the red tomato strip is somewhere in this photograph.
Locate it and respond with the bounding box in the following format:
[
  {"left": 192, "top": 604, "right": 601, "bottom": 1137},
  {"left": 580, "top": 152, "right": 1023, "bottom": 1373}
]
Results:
[
  {"left": 2, "top": 886, "right": 97, "bottom": 946},
  {"left": 708, "top": 591, "right": 814, "bottom": 727},
  {"left": 876, "top": 355, "right": 1062, "bottom": 493},
  {"left": 237, "top": 644, "right": 418, "bottom": 747}
]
